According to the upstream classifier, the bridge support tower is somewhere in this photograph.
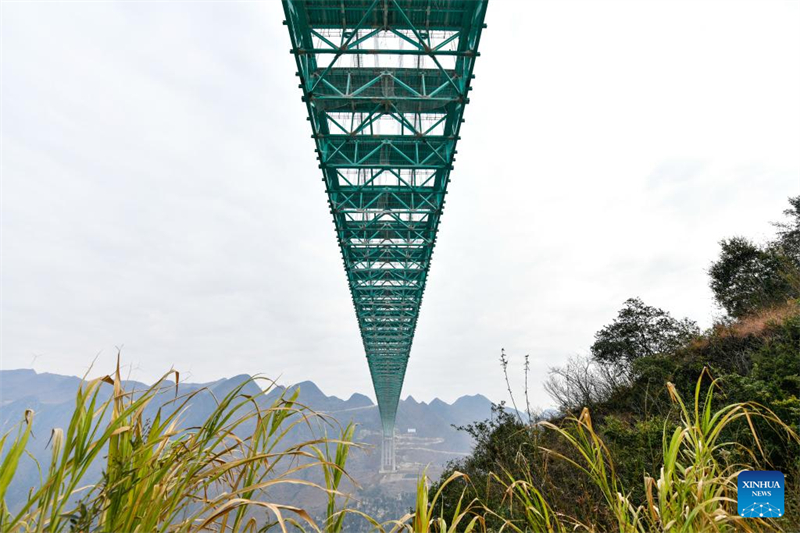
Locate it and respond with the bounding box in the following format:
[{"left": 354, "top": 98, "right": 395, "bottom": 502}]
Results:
[{"left": 380, "top": 430, "right": 396, "bottom": 472}]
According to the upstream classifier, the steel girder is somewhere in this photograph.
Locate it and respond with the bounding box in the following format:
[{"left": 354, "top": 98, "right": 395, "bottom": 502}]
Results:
[{"left": 282, "top": 0, "right": 487, "bottom": 442}]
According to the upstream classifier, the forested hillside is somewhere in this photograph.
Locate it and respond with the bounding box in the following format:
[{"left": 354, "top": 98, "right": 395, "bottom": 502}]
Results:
[{"left": 433, "top": 196, "right": 800, "bottom": 531}]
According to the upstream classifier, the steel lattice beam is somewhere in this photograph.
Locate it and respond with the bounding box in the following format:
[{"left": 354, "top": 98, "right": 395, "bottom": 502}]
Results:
[{"left": 282, "top": 0, "right": 487, "bottom": 468}]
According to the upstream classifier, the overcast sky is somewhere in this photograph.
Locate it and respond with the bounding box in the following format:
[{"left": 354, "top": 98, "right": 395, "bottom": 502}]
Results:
[{"left": 2, "top": 0, "right": 799, "bottom": 408}]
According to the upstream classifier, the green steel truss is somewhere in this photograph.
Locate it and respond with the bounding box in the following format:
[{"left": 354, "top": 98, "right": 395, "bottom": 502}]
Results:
[{"left": 282, "top": 0, "right": 488, "bottom": 445}]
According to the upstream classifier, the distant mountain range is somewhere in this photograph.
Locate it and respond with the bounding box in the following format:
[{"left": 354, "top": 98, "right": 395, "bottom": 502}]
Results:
[{"left": 0, "top": 368, "right": 499, "bottom": 522}]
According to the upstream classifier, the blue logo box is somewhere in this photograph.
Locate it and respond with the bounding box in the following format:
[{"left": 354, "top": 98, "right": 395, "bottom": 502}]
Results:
[{"left": 738, "top": 471, "right": 784, "bottom": 517}]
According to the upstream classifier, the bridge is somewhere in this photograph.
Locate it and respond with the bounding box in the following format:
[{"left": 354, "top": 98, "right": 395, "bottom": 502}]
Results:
[{"left": 282, "top": 0, "right": 488, "bottom": 471}]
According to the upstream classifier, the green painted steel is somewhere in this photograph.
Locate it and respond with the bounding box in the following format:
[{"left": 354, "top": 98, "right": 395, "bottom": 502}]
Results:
[{"left": 282, "top": 0, "right": 488, "bottom": 439}]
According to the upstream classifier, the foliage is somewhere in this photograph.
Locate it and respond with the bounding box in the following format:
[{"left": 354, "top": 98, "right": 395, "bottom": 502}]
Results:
[
  {"left": 591, "top": 297, "right": 699, "bottom": 368},
  {"left": 400, "top": 470, "right": 484, "bottom": 533},
  {"left": 0, "top": 359, "right": 348, "bottom": 533},
  {"left": 773, "top": 195, "right": 800, "bottom": 263},
  {"left": 539, "top": 370, "right": 798, "bottom": 533},
  {"left": 4, "top": 357, "right": 796, "bottom": 532},
  {"left": 709, "top": 237, "right": 798, "bottom": 319},
  {"left": 431, "top": 196, "right": 800, "bottom": 531},
  {"left": 317, "top": 423, "right": 354, "bottom": 533},
  {"left": 543, "top": 355, "right": 627, "bottom": 411},
  {"left": 489, "top": 461, "right": 565, "bottom": 533},
  {"left": 710, "top": 196, "right": 800, "bottom": 318}
]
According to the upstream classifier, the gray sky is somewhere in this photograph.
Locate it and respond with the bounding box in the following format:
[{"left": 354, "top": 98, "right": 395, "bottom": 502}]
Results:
[{"left": 2, "top": 0, "right": 799, "bottom": 408}]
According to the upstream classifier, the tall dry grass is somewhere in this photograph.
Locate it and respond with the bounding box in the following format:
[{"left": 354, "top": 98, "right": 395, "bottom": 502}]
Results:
[
  {"left": 0, "top": 360, "right": 353, "bottom": 533},
  {"left": 527, "top": 368, "right": 799, "bottom": 533},
  {"left": 2, "top": 363, "right": 797, "bottom": 532}
]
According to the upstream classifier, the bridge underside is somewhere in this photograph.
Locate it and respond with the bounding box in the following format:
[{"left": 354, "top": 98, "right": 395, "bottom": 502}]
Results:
[{"left": 282, "top": 0, "right": 487, "bottom": 470}]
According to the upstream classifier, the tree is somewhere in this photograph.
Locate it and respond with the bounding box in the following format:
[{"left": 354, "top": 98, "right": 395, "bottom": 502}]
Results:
[
  {"left": 709, "top": 197, "right": 800, "bottom": 318},
  {"left": 709, "top": 237, "right": 797, "bottom": 318},
  {"left": 544, "top": 355, "right": 628, "bottom": 411},
  {"left": 774, "top": 195, "right": 800, "bottom": 263},
  {"left": 591, "top": 298, "right": 699, "bottom": 367}
]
